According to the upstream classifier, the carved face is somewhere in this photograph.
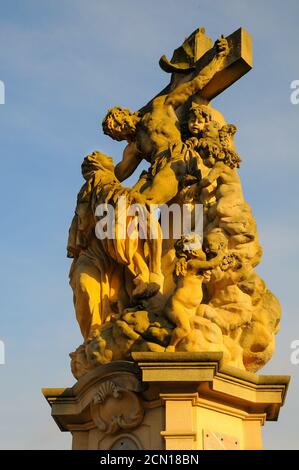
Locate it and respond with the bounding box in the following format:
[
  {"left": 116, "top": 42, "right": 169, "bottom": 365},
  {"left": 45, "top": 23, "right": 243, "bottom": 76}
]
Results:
[
  {"left": 187, "top": 112, "right": 206, "bottom": 136},
  {"left": 202, "top": 269, "right": 212, "bottom": 283},
  {"left": 102, "top": 107, "right": 137, "bottom": 141},
  {"left": 204, "top": 230, "right": 228, "bottom": 257},
  {"left": 175, "top": 233, "right": 205, "bottom": 260},
  {"left": 201, "top": 121, "right": 221, "bottom": 139},
  {"left": 187, "top": 104, "right": 214, "bottom": 137}
]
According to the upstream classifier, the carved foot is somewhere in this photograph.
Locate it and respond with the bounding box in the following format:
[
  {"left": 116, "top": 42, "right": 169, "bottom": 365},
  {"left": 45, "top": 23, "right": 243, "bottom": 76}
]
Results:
[{"left": 132, "top": 277, "right": 160, "bottom": 300}]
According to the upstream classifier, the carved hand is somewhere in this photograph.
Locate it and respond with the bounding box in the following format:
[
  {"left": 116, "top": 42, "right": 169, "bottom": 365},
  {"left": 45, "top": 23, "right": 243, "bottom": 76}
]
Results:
[
  {"left": 183, "top": 183, "right": 201, "bottom": 202},
  {"left": 199, "top": 176, "right": 213, "bottom": 188},
  {"left": 129, "top": 191, "right": 147, "bottom": 206},
  {"left": 215, "top": 35, "right": 229, "bottom": 58}
]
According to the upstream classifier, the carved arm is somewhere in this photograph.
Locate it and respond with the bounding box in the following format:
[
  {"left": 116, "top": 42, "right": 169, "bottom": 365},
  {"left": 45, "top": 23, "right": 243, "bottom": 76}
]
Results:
[{"left": 165, "top": 37, "right": 229, "bottom": 109}]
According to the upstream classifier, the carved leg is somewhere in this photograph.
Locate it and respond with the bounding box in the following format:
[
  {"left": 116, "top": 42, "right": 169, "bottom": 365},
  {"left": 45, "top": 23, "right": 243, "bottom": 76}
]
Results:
[{"left": 70, "top": 255, "right": 105, "bottom": 341}]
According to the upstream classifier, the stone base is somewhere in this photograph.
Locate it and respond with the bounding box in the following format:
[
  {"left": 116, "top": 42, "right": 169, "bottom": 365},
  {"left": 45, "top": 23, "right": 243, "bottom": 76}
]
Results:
[{"left": 42, "top": 352, "right": 289, "bottom": 450}]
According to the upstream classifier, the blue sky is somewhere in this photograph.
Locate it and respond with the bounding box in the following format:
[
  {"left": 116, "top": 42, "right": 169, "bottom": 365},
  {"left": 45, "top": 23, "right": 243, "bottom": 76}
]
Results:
[{"left": 0, "top": 0, "right": 299, "bottom": 449}]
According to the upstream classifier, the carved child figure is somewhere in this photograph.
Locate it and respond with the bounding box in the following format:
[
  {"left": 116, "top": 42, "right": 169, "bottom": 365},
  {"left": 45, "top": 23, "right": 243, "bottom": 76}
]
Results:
[
  {"left": 183, "top": 107, "right": 256, "bottom": 248},
  {"left": 165, "top": 234, "right": 223, "bottom": 351},
  {"left": 200, "top": 228, "right": 253, "bottom": 334}
]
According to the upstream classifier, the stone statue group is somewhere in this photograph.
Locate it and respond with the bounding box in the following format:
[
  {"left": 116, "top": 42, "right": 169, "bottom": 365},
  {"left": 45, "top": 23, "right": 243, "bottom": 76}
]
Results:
[{"left": 67, "top": 29, "right": 280, "bottom": 379}]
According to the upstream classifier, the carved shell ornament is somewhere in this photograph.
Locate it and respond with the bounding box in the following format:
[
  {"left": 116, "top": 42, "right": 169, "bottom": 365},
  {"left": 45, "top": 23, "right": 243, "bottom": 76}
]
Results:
[
  {"left": 93, "top": 380, "right": 120, "bottom": 404},
  {"left": 90, "top": 380, "right": 144, "bottom": 434}
]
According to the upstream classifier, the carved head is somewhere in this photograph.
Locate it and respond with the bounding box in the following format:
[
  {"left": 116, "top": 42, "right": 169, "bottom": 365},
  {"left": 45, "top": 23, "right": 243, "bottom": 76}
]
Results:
[
  {"left": 203, "top": 228, "right": 228, "bottom": 257},
  {"left": 175, "top": 233, "right": 205, "bottom": 260},
  {"left": 102, "top": 106, "right": 138, "bottom": 141},
  {"left": 81, "top": 151, "right": 115, "bottom": 181},
  {"left": 187, "top": 103, "right": 213, "bottom": 136},
  {"left": 201, "top": 120, "right": 222, "bottom": 140},
  {"left": 219, "top": 124, "right": 237, "bottom": 148},
  {"left": 202, "top": 269, "right": 212, "bottom": 283}
]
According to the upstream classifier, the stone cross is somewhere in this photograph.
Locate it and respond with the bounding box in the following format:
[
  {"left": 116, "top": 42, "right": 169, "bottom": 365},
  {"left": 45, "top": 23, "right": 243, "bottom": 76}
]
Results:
[{"left": 140, "top": 27, "right": 252, "bottom": 114}]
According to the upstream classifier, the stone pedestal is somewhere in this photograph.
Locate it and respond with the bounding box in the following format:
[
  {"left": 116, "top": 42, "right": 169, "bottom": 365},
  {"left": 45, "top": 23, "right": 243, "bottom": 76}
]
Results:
[{"left": 42, "top": 352, "right": 289, "bottom": 450}]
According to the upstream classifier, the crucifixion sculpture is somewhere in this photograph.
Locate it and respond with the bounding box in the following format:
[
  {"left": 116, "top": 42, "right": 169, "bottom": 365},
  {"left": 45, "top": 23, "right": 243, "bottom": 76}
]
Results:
[{"left": 67, "top": 27, "right": 280, "bottom": 380}]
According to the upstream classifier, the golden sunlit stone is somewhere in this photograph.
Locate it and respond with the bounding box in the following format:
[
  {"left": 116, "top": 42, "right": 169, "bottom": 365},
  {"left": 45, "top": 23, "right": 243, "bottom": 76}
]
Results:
[{"left": 43, "top": 27, "right": 289, "bottom": 450}]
